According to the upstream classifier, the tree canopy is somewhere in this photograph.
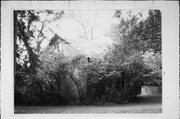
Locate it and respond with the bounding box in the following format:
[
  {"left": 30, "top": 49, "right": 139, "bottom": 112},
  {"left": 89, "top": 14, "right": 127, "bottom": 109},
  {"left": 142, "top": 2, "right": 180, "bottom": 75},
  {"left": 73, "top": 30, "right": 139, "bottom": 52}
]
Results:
[{"left": 15, "top": 10, "right": 162, "bottom": 106}]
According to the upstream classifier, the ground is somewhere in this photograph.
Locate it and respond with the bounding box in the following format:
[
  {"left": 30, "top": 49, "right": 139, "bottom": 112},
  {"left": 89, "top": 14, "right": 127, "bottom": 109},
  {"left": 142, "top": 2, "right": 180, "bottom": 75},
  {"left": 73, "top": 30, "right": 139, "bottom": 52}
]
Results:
[{"left": 15, "top": 95, "right": 162, "bottom": 114}]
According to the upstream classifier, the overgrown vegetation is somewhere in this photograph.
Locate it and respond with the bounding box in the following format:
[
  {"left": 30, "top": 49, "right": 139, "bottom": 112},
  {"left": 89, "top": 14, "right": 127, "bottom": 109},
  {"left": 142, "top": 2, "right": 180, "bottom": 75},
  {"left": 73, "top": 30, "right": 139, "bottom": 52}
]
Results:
[{"left": 14, "top": 10, "right": 161, "bottom": 105}]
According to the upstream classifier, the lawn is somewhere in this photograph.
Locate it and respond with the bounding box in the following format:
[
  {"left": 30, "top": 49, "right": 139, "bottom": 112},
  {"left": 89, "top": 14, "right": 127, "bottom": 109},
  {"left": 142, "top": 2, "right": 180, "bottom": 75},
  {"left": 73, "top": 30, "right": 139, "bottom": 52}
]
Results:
[{"left": 15, "top": 95, "right": 162, "bottom": 114}]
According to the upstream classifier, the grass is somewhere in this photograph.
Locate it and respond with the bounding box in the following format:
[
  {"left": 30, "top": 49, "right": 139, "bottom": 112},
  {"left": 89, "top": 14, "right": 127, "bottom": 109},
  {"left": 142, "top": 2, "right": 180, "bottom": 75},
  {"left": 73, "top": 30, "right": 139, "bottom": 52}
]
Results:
[{"left": 15, "top": 95, "right": 162, "bottom": 114}]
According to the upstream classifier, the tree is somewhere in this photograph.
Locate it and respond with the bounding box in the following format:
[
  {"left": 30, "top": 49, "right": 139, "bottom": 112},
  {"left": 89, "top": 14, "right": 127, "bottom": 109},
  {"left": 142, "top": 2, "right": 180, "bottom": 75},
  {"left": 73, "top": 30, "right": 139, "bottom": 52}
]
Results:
[
  {"left": 32, "top": 10, "right": 64, "bottom": 52},
  {"left": 97, "top": 10, "right": 162, "bottom": 103},
  {"left": 111, "top": 10, "right": 161, "bottom": 54},
  {"left": 68, "top": 10, "right": 98, "bottom": 40},
  {"left": 143, "top": 51, "right": 162, "bottom": 86},
  {"left": 14, "top": 10, "right": 41, "bottom": 105},
  {"left": 15, "top": 10, "right": 40, "bottom": 72},
  {"left": 14, "top": 10, "right": 65, "bottom": 105},
  {"left": 39, "top": 49, "right": 74, "bottom": 105}
]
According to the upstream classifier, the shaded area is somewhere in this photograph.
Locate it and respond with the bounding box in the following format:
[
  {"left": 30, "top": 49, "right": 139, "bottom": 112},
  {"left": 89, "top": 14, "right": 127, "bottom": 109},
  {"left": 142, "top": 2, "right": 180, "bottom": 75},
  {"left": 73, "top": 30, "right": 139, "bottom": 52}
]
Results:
[{"left": 15, "top": 95, "right": 162, "bottom": 114}]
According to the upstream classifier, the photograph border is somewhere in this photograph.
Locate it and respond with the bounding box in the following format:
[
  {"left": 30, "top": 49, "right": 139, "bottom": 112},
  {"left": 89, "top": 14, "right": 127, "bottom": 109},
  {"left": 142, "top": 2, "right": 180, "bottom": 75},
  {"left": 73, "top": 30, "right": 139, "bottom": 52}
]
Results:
[{"left": 1, "top": 1, "right": 179, "bottom": 119}]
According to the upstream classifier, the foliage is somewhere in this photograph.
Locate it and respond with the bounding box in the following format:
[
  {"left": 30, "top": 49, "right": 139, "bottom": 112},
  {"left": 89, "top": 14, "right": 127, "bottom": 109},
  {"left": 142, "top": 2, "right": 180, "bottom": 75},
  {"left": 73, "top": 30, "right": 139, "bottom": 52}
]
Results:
[
  {"left": 15, "top": 10, "right": 162, "bottom": 106},
  {"left": 111, "top": 10, "right": 161, "bottom": 53},
  {"left": 15, "top": 10, "right": 41, "bottom": 105},
  {"left": 15, "top": 10, "right": 40, "bottom": 72},
  {"left": 14, "top": 10, "right": 67, "bottom": 105},
  {"left": 38, "top": 49, "right": 76, "bottom": 105},
  {"left": 110, "top": 10, "right": 162, "bottom": 86},
  {"left": 143, "top": 51, "right": 162, "bottom": 86}
]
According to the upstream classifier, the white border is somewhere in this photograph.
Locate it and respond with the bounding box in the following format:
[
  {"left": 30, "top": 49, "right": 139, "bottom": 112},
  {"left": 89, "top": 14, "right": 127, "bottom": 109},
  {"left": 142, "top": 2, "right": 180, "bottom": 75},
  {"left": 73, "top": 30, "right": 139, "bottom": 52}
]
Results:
[{"left": 1, "top": 1, "right": 179, "bottom": 119}]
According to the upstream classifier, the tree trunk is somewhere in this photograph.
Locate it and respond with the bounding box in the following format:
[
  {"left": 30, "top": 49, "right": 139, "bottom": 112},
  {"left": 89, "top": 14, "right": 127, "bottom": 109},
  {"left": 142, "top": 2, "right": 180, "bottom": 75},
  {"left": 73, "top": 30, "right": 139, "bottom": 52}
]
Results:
[{"left": 69, "top": 69, "right": 81, "bottom": 104}]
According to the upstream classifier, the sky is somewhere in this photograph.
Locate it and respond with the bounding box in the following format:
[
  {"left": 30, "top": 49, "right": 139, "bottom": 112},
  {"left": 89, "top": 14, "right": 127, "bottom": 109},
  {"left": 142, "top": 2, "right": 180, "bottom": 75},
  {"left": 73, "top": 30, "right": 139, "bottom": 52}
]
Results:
[{"left": 36, "top": 10, "right": 149, "bottom": 57}]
